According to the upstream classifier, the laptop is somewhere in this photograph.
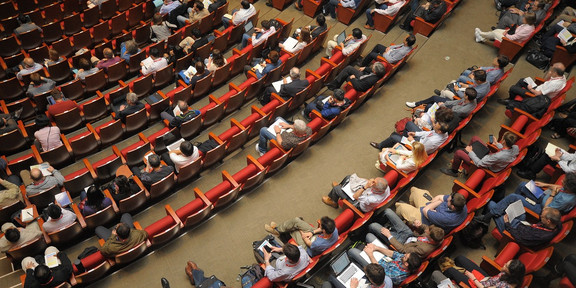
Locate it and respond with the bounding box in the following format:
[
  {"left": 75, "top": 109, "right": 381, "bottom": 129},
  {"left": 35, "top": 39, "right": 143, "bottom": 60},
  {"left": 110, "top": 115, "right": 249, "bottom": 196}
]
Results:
[
  {"left": 471, "top": 141, "right": 490, "bottom": 159},
  {"left": 336, "top": 31, "right": 346, "bottom": 45},
  {"left": 331, "top": 253, "right": 366, "bottom": 288},
  {"left": 244, "top": 21, "right": 254, "bottom": 34}
]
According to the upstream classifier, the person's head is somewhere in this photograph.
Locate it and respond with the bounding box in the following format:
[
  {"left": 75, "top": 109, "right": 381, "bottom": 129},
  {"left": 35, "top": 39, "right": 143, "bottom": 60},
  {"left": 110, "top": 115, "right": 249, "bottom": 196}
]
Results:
[
  {"left": 316, "top": 14, "right": 326, "bottom": 27},
  {"left": 501, "top": 131, "right": 517, "bottom": 148},
  {"left": 191, "top": 28, "right": 202, "bottom": 39},
  {"left": 153, "top": 13, "right": 163, "bottom": 25},
  {"left": 194, "top": 1, "right": 204, "bottom": 11},
  {"left": 500, "top": 259, "right": 526, "bottom": 286},
  {"left": 78, "top": 58, "right": 91, "bottom": 70},
  {"left": 51, "top": 88, "right": 64, "bottom": 101},
  {"left": 289, "top": 67, "right": 301, "bottom": 80},
  {"left": 177, "top": 100, "right": 189, "bottom": 112},
  {"left": 533, "top": 0, "right": 545, "bottom": 10},
  {"left": 18, "top": 14, "right": 31, "bottom": 24},
  {"left": 103, "top": 48, "right": 114, "bottom": 59},
  {"left": 48, "top": 49, "right": 60, "bottom": 62},
  {"left": 30, "top": 168, "right": 45, "bottom": 183},
  {"left": 411, "top": 142, "right": 428, "bottom": 167},
  {"left": 473, "top": 69, "right": 487, "bottom": 83},
  {"left": 373, "top": 177, "right": 389, "bottom": 193},
  {"left": 241, "top": 0, "right": 250, "bottom": 9},
  {"left": 30, "top": 73, "right": 42, "bottom": 85},
  {"left": 283, "top": 243, "right": 300, "bottom": 263},
  {"left": 496, "top": 55, "right": 509, "bottom": 69},
  {"left": 150, "top": 47, "right": 161, "bottom": 59},
  {"left": 125, "top": 40, "right": 138, "bottom": 54},
  {"left": 34, "top": 264, "right": 52, "bottom": 285},
  {"left": 116, "top": 223, "right": 131, "bottom": 240},
  {"left": 428, "top": 225, "right": 445, "bottom": 243},
  {"left": 333, "top": 89, "right": 345, "bottom": 102},
  {"left": 464, "top": 87, "right": 477, "bottom": 101},
  {"left": 211, "top": 49, "right": 225, "bottom": 67},
  {"left": 300, "top": 27, "right": 311, "bottom": 43},
  {"left": 4, "top": 227, "right": 20, "bottom": 243},
  {"left": 523, "top": 12, "right": 536, "bottom": 25},
  {"left": 268, "top": 51, "right": 280, "bottom": 64},
  {"left": 180, "top": 141, "right": 195, "bottom": 156},
  {"left": 148, "top": 154, "right": 161, "bottom": 169},
  {"left": 23, "top": 57, "right": 35, "bottom": 68},
  {"left": 320, "top": 216, "right": 336, "bottom": 234},
  {"left": 432, "top": 120, "right": 450, "bottom": 134},
  {"left": 113, "top": 175, "right": 131, "bottom": 194},
  {"left": 372, "top": 62, "right": 386, "bottom": 78},
  {"left": 86, "top": 185, "right": 105, "bottom": 208},
  {"left": 449, "top": 193, "right": 466, "bottom": 212},
  {"left": 403, "top": 253, "right": 421, "bottom": 272},
  {"left": 35, "top": 114, "right": 51, "bottom": 129},
  {"left": 163, "top": 0, "right": 173, "bottom": 4},
  {"left": 563, "top": 173, "right": 576, "bottom": 194},
  {"left": 435, "top": 106, "right": 454, "bottom": 125},
  {"left": 261, "top": 20, "right": 270, "bottom": 30},
  {"left": 351, "top": 28, "right": 363, "bottom": 40},
  {"left": 126, "top": 92, "right": 138, "bottom": 105},
  {"left": 550, "top": 64, "right": 565, "bottom": 77},
  {"left": 194, "top": 61, "right": 205, "bottom": 75},
  {"left": 541, "top": 207, "right": 561, "bottom": 229},
  {"left": 405, "top": 34, "right": 416, "bottom": 47},
  {"left": 364, "top": 264, "right": 386, "bottom": 286},
  {"left": 47, "top": 204, "right": 63, "bottom": 220},
  {"left": 293, "top": 119, "right": 308, "bottom": 136}
]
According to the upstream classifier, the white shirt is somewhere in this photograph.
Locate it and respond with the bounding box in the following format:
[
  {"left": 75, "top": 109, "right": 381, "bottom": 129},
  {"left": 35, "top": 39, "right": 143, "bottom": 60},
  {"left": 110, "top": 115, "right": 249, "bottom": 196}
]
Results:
[
  {"left": 42, "top": 209, "right": 77, "bottom": 234},
  {"left": 232, "top": 4, "right": 256, "bottom": 26},
  {"left": 284, "top": 40, "right": 307, "bottom": 54},
  {"left": 343, "top": 35, "right": 367, "bottom": 56},
  {"left": 536, "top": 76, "right": 567, "bottom": 99},
  {"left": 358, "top": 185, "right": 391, "bottom": 212},
  {"left": 141, "top": 57, "right": 168, "bottom": 75},
  {"left": 380, "top": 149, "right": 417, "bottom": 173},
  {"left": 414, "top": 130, "right": 448, "bottom": 154},
  {"left": 252, "top": 26, "right": 276, "bottom": 47},
  {"left": 169, "top": 147, "right": 200, "bottom": 172},
  {"left": 374, "top": 0, "right": 406, "bottom": 16},
  {"left": 559, "top": 149, "right": 576, "bottom": 173}
]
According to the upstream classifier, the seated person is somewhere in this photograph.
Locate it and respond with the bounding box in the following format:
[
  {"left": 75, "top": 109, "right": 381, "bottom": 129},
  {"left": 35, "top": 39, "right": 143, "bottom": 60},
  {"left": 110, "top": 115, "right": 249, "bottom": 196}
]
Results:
[
  {"left": 279, "top": 27, "right": 311, "bottom": 54},
  {"left": 151, "top": 13, "right": 177, "bottom": 43},
  {"left": 176, "top": 1, "right": 209, "bottom": 27},
  {"left": 0, "top": 222, "right": 42, "bottom": 253},
  {"left": 240, "top": 20, "right": 276, "bottom": 49},
  {"left": 208, "top": 0, "right": 227, "bottom": 13},
  {"left": 475, "top": 13, "right": 536, "bottom": 44},
  {"left": 79, "top": 186, "right": 112, "bottom": 216},
  {"left": 42, "top": 204, "right": 77, "bottom": 234},
  {"left": 434, "top": 69, "right": 490, "bottom": 101},
  {"left": 260, "top": 68, "right": 309, "bottom": 105},
  {"left": 477, "top": 202, "right": 561, "bottom": 247},
  {"left": 44, "top": 49, "right": 65, "bottom": 67},
  {"left": 22, "top": 246, "right": 73, "bottom": 288},
  {"left": 15, "top": 15, "right": 42, "bottom": 36},
  {"left": 132, "top": 154, "right": 175, "bottom": 190},
  {"left": 322, "top": 174, "right": 390, "bottom": 212},
  {"left": 0, "top": 113, "right": 18, "bottom": 134},
  {"left": 440, "top": 131, "right": 519, "bottom": 177},
  {"left": 86, "top": 0, "right": 107, "bottom": 8},
  {"left": 517, "top": 145, "right": 576, "bottom": 179},
  {"left": 179, "top": 61, "right": 210, "bottom": 88},
  {"left": 205, "top": 49, "right": 228, "bottom": 72},
  {"left": 74, "top": 58, "right": 99, "bottom": 81},
  {"left": 400, "top": 0, "right": 447, "bottom": 31},
  {"left": 377, "top": 142, "right": 428, "bottom": 174},
  {"left": 326, "top": 62, "right": 386, "bottom": 92},
  {"left": 497, "top": 0, "right": 546, "bottom": 29},
  {"left": 33, "top": 114, "right": 63, "bottom": 152},
  {"left": 185, "top": 261, "right": 226, "bottom": 286},
  {"left": 326, "top": 28, "right": 367, "bottom": 56},
  {"left": 371, "top": 120, "right": 449, "bottom": 154},
  {"left": 95, "top": 213, "right": 148, "bottom": 257},
  {"left": 500, "top": 62, "right": 566, "bottom": 104},
  {"left": 361, "top": 34, "right": 416, "bottom": 67},
  {"left": 365, "top": 0, "right": 407, "bottom": 29},
  {"left": 0, "top": 177, "right": 23, "bottom": 207},
  {"left": 322, "top": 263, "right": 392, "bottom": 288},
  {"left": 322, "top": 0, "right": 357, "bottom": 19},
  {"left": 120, "top": 39, "right": 140, "bottom": 62},
  {"left": 107, "top": 175, "right": 140, "bottom": 203},
  {"left": 263, "top": 243, "right": 311, "bottom": 282},
  {"left": 161, "top": 100, "right": 201, "bottom": 128},
  {"left": 292, "top": 15, "right": 327, "bottom": 39},
  {"left": 46, "top": 89, "right": 78, "bottom": 120},
  {"left": 540, "top": 21, "right": 576, "bottom": 58},
  {"left": 16, "top": 58, "right": 43, "bottom": 81},
  {"left": 159, "top": 0, "right": 181, "bottom": 16},
  {"left": 141, "top": 47, "right": 169, "bottom": 75},
  {"left": 443, "top": 256, "right": 525, "bottom": 288},
  {"left": 245, "top": 51, "right": 282, "bottom": 80},
  {"left": 23, "top": 166, "right": 65, "bottom": 197},
  {"left": 26, "top": 73, "right": 56, "bottom": 98},
  {"left": 395, "top": 187, "right": 468, "bottom": 232},
  {"left": 348, "top": 243, "right": 421, "bottom": 285},
  {"left": 179, "top": 28, "right": 209, "bottom": 55},
  {"left": 256, "top": 118, "right": 312, "bottom": 156},
  {"left": 113, "top": 92, "right": 145, "bottom": 122},
  {"left": 303, "top": 88, "right": 351, "bottom": 121},
  {"left": 457, "top": 55, "right": 509, "bottom": 85},
  {"left": 265, "top": 216, "right": 338, "bottom": 257},
  {"left": 222, "top": 1, "right": 256, "bottom": 29},
  {"left": 405, "top": 87, "right": 478, "bottom": 119},
  {"left": 93, "top": 48, "right": 122, "bottom": 71},
  {"left": 368, "top": 208, "right": 445, "bottom": 259},
  {"left": 161, "top": 140, "right": 201, "bottom": 173}
]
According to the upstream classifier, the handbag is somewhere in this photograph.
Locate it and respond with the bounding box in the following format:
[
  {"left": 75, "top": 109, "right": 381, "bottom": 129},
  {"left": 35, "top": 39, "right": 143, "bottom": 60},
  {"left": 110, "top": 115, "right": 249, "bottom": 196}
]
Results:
[
  {"left": 526, "top": 49, "right": 550, "bottom": 70},
  {"left": 395, "top": 117, "right": 412, "bottom": 134}
]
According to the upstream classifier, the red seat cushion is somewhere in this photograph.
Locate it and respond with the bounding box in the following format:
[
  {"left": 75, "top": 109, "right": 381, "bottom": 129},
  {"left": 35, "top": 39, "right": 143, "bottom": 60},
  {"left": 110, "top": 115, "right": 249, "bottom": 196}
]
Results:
[
  {"left": 79, "top": 251, "right": 106, "bottom": 271},
  {"left": 121, "top": 140, "right": 146, "bottom": 158},
  {"left": 334, "top": 209, "right": 355, "bottom": 233},
  {"left": 64, "top": 168, "right": 89, "bottom": 181},
  {"left": 232, "top": 165, "right": 259, "bottom": 184},
  {"left": 92, "top": 154, "right": 119, "bottom": 168},
  {"left": 144, "top": 215, "right": 175, "bottom": 237},
  {"left": 205, "top": 182, "right": 233, "bottom": 203},
  {"left": 175, "top": 198, "right": 205, "bottom": 220},
  {"left": 68, "top": 130, "right": 92, "bottom": 142},
  {"left": 257, "top": 148, "right": 283, "bottom": 167},
  {"left": 95, "top": 119, "right": 117, "bottom": 134}
]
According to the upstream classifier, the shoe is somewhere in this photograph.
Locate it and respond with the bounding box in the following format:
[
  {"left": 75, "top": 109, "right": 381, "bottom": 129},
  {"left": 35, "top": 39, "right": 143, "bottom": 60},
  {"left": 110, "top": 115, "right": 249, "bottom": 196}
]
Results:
[
  {"left": 294, "top": 3, "right": 302, "bottom": 10},
  {"left": 322, "top": 196, "right": 338, "bottom": 208},
  {"left": 440, "top": 168, "right": 459, "bottom": 177},
  {"left": 264, "top": 224, "right": 280, "bottom": 236},
  {"left": 491, "top": 26, "right": 496, "bottom": 30},
  {"left": 161, "top": 278, "right": 170, "bottom": 288},
  {"left": 255, "top": 143, "right": 264, "bottom": 156},
  {"left": 301, "top": 110, "right": 311, "bottom": 121},
  {"left": 516, "top": 169, "right": 536, "bottom": 179},
  {"left": 497, "top": 98, "right": 510, "bottom": 105},
  {"left": 370, "top": 142, "right": 380, "bottom": 149},
  {"left": 364, "top": 24, "right": 374, "bottom": 30},
  {"left": 332, "top": 181, "right": 339, "bottom": 187},
  {"left": 322, "top": 8, "right": 328, "bottom": 16},
  {"left": 405, "top": 102, "right": 416, "bottom": 108},
  {"left": 475, "top": 32, "right": 485, "bottom": 43},
  {"left": 434, "top": 89, "right": 441, "bottom": 96},
  {"left": 266, "top": 2, "right": 273, "bottom": 7}
]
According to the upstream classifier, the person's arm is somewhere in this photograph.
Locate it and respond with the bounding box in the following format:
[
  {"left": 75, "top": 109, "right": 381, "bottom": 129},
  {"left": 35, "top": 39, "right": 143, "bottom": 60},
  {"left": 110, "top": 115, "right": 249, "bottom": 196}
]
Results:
[
  {"left": 48, "top": 166, "right": 65, "bottom": 185},
  {"left": 0, "top": 179, "right": 20, "bottom": 203},
  {"left": 299, "top": 230, "right": 313, "bottom": 247},
  {"left": 422, "top": 199, "right": 443, "bottom": 218},
  {"left": 58, "top": 251, "right": 74, "bottom": 274}
]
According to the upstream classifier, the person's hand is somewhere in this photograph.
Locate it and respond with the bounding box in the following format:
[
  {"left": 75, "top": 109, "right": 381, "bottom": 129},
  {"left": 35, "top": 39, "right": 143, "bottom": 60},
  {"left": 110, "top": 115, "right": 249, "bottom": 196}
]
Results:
[
  {"left": 279, "top": 122, "right": 290, "bottom": 129},
  {"left": 370, "top": 9, "right": 375, "bottom": 14},
  {"left": 350, "top": 278, "right": 359, "bottom": 288},
  {"left": 270, "top": 246, "right": 282, "bottom": 253},
  {"left": 464, "top": 270, "right": 476, "bottom": 280},
  {"left": 261, "top": 62, "right": 267, "bottom": 67},
  {"left": 534, "top": 181, "right": 546, "bottom": 187},
  {"left": 552, "top": 148, "right": 563, "bottom": 161},
  {"left": 359, "top": 67, "right": 365, "bottom": 71},
  {"left": 503, "top": 214, "right": 509, "bottom": 223},
  {"left": 349, "top": 75, "right": 356, "bottom": 79},
  {"left": 413, "top": 219, "right": 422, "bottom": 227},
  {"left": 380, "top": 227, "right": 392, "bottom": 238},
  {"left": 26, "top": 262, "right": 35, "bottom": 270},
  {"left": 263, "top": 249, "right": 272, "bottom": 262},
  {"left": 407, "top": 132, "right": 416, "bottom": 137},
  {"left": 365, "top": 178, "right": 376, "bottom": 188},
  {"left": 381, "top": 148, "right": 390, "bottom": 154},
  {"left": 274, "top": 125, "right": 281, "bottom": 134},
  {"left": 364, "top": 243, "right": 375, "bottom": 255},
  {"left": 407, "top": 135, "right": 414, "bottom": 142},
  {"left": 301, "top": 231, "right": 313, "bottom": 239},
  {"left": 465, "top": 145, "right": 473, "bottom": 153},
  {"left": 47, "top": 166, "right": 55, "bottom": 173},
  {"left": 561, "top": 38, "right": 568, "bottom": 46},
  {"left": 119, "top": 104, "right": 126, "bottom": 111}
]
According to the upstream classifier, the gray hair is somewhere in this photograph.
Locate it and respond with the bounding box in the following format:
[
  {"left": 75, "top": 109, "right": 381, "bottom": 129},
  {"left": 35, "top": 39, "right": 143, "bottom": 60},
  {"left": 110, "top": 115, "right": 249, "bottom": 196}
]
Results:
[
  {"left": 373, "top": 178, "right": 388, "bottom": 192},
  {"left": 293, "top": 119, "right": 307, "bottom": 134},
  {"left": 126, "top": 92, "right": 138, "bottom": 104},
  {"left": 177, "top": 100, "right": 189, "bottom": 111},
  {"left": 372, "top": 62, "right": 386, "bottom": 78},
  {"left": 290, "top": 67, "right": 301, "bottom": 79}
]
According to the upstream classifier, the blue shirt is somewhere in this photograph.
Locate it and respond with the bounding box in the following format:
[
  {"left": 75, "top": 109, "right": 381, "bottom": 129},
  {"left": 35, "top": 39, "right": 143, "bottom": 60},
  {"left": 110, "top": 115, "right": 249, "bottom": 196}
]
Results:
[
  {"left": 378, "top": 251, "right": 409, "bottom": 285},
  {"left": 420, "top": 195, "right": 468, "bottom": 232},
  {"left": 480, "top": 66, "right": 504, "bottom": 85},
  {"left": 307, "top": 229, "right": 338, "bottom": 257},
  {"left": 256, "top": 60, "right": 282, "bottom": 79},
  {"left": 543, "top": 190, "right": 576, "bottom": 213}
]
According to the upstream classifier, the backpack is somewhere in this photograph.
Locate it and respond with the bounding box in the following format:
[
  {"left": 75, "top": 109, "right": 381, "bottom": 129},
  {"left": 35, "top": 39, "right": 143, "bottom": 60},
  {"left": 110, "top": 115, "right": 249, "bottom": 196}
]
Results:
[
  {"left": 526, "top": 49, "right": 550, "bottom": 70},
  {"left": 197, "top": 275, "right": 226, "bottom": 288},
  {"left": 517, "top": 145, "right": 544, "bottom": 171},
  {"left": 458, "top": 218, "right": 488, "bottom": 249},
  {"left": 506, "top": 94, "right": 551, "bottom": 119},
  {"left": 240, "top": 264, "right": 264, "bottom": 288}
]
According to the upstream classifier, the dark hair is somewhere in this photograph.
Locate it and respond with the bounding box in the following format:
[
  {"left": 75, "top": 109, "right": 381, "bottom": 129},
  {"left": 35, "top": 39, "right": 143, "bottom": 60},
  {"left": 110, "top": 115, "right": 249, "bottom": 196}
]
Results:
[
  {"left": 464, "top": 87, "right": 477, "bottom": 101},
  {"left": 497, "top": 55, "right": 509, "bottom": 69},
  {"left": 473, "top": 69, "right": 487, "bottom": 82},
  {"left": 86, "top": 186, "right": 106, "bottom": 210},
  {"left": 432, "top": 0, "right": 442, "bottom": 5},
  {"left": 178, "top": 141, "right": 193, "bottom": 156},
  {"left": 78, "top": 58, "right": 91, "bottom": 70},
  {"left": 51, "top": 88, "right": 64, "bottom": 100},
  {"left": 19, "top": 14, "right": 31, "bottom": 24},
  {"left": 195, "top": 61, "right": 205, "bottom": 74},
  {"left": 500, "top": 260, "right": 525, "bottom": 286},
  {"left": 5, "top": 228, "right": 20, "bottom": 242},
  {"left": 30, "top": 73, "right": 42, "bottom": 85},
  {"left": 333, "top": 89, "right": 345, "bottom": 101},
  {"left": 450, "top": 193, "right": 466, "bottom": 211},
  {"left": 195, "top": 1, "right": 204, "bottom": 10},
  {"left": 406, "top": 253, "right": 421, "bottom": 272},
  {"left": 150, "top": 48, "right": 161, "bottom": 58},
  {"left": 113, "top": 175, "right": 132, "bottom": 195},
  {"left": 47, "top": 204, "right": 62, "bottom": 219},
  {"left": 261, "top": 20, "right": 270, "bottom": 30},
  {"left": 300, "top": 27, "right": 311, "bottom": 43},
  {"left": 365, "top": 264, "right": 385, "bottom": 286},
  {"left": 316, "top": 14, "right": 326, "bottom": 27},
  {"left": 524, "top": 12, "right": 536, "bottom": 25},
  {"left": 435, "top": 106, "right": 454, "bottom": 124},
  {"left": 148, "top": 154, "right": 161, "bottom": 168},
  {"left": 35, "top": 114, "right": 51, "bottom": 129},
  {"left": 352, "top": 28, "right": 362, "bottom": 39},
  {"left": 502, "top": 131, "right": 517, "bottom": 148},
  {"left": 48, "top": 49, "right": 60, "bottom": 62},
  {"left": 268, "top": 51, "right": 280, "bottom": 64},
  {"left": 34, "top": 264, "right": 52, "bottom": 284},
  {"left": 241, "top": 0, "right": 250, "bottom": 9},
  {"left": 552, "top": 66, "right": 565, "bottom": 76},
  {"left": 406, "top": 34, "right": 416, "bottom": 46},
  {"left": 153, "top": 13, "right": 163, "bottom": 24},
  {"left": 283, "top": 243, "right": 300, "bottom": 262},
  {"left": 320, "top": 216, "right": 336, "bottom": 234},
  {"left": 211, "top": 49, "right": 225, "bottom": 67},
  {"left": 191, "top": 28, "right": 202, "bottom": 39},
  {"left": 563, "top": 173, "right": 576, "bottom": 194},
  {"left": 116, "top": 223, "right": 131, "bottom": 239},
  {"left": 429, "top": 225, "right": 445, "bottom": 242}
]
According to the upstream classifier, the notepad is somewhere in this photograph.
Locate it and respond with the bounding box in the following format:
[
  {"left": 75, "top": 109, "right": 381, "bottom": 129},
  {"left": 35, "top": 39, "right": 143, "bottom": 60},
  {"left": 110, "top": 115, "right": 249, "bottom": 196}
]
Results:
[
  {"left": 55, "top": 192, "right": 72, "bottom": 207},
  {"left": 525, "top": 180, "right": 545, "bottom": 199},
  {"left": 253, "top": 63, "right": 265, "bottom": 74},
  {"left": 524, "top": 77, "right": 537, "bottom": 88},
  {"left": 545, "top": 142, "right": 561, "bottom": 157},
  {"left": 557, "top": 28, "right": 574, "bottom": 42},
  {"left": 272, "top": 77, "right": 292, "bottom": 93},
  {"left": 167, "top": 138, "right": 186, "bottom": 151},
  {"left": 358, "top": 238, "right": 390, "bottom": 264},
  {"left": 282, "top": 37, "right": 299, "bottom": 49},
  {"left": 266, "top": 118, "right": 292, "bottom": 135},
  {"left": 505, "top": 199, "right": 525, "bottom": 221},
  {"left": 45, "top": 252, "right": 59, "bottom": 268},
  {"left": 21, "top": 208, "right": 34, "bottom": 222},
  {"left": 30, "top": 163, "right": 52, "bottom": 176},
  {"left": 183, "top": 65, "right": 198, "bottom": 79}
]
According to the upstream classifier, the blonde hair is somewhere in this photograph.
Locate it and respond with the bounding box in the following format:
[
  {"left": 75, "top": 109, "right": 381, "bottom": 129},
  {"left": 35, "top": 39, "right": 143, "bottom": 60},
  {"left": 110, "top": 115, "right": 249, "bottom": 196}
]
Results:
[{"left": 412, "top": 142, "right": 428, "bottom": 167}]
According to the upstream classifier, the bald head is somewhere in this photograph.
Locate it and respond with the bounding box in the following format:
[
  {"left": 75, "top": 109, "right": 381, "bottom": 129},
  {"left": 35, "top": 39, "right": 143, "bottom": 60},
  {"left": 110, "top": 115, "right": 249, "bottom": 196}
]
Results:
[
  {"left": 23, "top": 58, "right": 35, "bottom": 68},
  {"left": 30, "top": 168, "right": 44, "bottom": 183},
  {"left": 289, "top": 67, "right": 301, "bottom": 80}
]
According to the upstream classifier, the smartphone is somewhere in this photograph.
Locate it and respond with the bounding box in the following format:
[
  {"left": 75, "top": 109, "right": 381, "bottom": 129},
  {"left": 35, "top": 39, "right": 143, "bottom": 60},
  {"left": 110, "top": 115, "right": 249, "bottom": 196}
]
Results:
[
  {"left": 264, "top": 246, "right": 272, "bottom": 253},
  {"left": 423, "top": 193, "right": 433, "bottom": 201},
  {"left": 489, "top": 134, "right": 494, "bottom": 143}
]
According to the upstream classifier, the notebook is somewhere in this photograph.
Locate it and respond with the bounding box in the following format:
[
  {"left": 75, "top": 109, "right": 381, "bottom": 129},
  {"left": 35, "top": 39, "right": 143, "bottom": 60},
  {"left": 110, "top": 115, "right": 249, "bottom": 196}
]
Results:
[
  {"left": 545, "top": 142, "right": 561, "bottom": 157},
  {"left": 471, "top": 141, "right": 490, "bottom": 159},
  {"left": 55, "top": 192, "right": 72, "bottom": 207},
  {"left": 144, "top": 93, "right": 163, "bottom": 105},
  {"left": 183, "top": 65, "right": 198, "bottom": 79},
  {"left": 272, "top": 77, "right": 292, "bottom": 93},
  {"left": 525, "top": 180, "right": 545, "bottom": 200},
  {"left": 45, "top": 252, "right": 59, "bottom": 268},
  {"left": 336, "top": 31, "right": 346, "bottom": 44},
  {"left": 167, "top": 138, "right": 186, "bottom": 151},
  {"left": 358, "top": 238, "right": 391, "bottom": 264},
  {"left": 330, "top": 253, "right": 367, "bottom": 288},
  {"left": 21, "top": 208, "right": 34, "bottom": 222},
  {"left": 282, "top": 37, "right": 299, "bottom": 50},
  {"left": 505, "top": 199, "right": 525, "bottom": 221},
  {"left": 266, "top": 118, "right": 292, "bottom": 135},
  {"left": 153, "top": 0, "right": 163, "bottom": 7},
  {"left": 30, "top": 163, "right": 52, "bottom": 176}
]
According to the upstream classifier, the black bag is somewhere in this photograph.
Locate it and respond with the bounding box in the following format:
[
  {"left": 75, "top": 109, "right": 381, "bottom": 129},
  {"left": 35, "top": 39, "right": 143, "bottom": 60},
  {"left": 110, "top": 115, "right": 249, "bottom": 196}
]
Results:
[
  {"left": 197, "top": 275, "right": 226, "bottom": 288},
  {"left": 77, "top": 246, "right": 99, "bottom": 259},
  {"left": 252, "top": 234, "right": 282, "bottom": 263},
  {"left": 196, "top": 139, "right": 219, "bottom": 154},
  {"left": 240, "top": 264, "right": 264, "bottom": 288},
  {"left": 458, "top": 218, "right": 488, "bottom": 249},
  {"left": 517, "top": 145, "right": 544, "bottom": 170},
  {"left": 506, "top": 94, "right": 551, "bottom": 118},
  {"left": 526, "top": 49, "right": 550, "bottom": 70}
]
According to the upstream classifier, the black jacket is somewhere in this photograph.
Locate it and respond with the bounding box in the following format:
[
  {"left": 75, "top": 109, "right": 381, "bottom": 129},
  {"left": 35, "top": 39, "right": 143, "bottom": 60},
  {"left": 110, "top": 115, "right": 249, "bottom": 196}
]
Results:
[{"left": 278, "top": 79, "right": 310, "bottom": 100}]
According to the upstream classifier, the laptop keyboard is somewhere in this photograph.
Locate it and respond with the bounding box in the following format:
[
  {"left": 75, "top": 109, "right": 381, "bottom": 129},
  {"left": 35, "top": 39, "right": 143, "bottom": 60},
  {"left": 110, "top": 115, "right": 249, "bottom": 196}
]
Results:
[{"left": 340, "top": 266, "right": 358, "bottom": 283}]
